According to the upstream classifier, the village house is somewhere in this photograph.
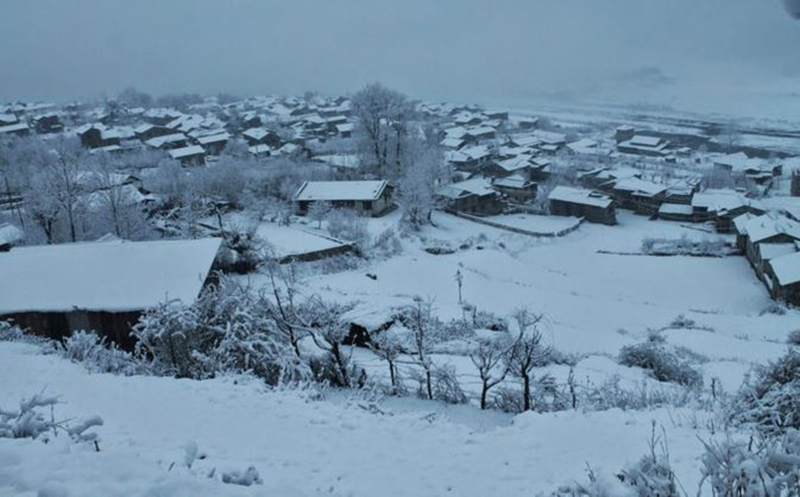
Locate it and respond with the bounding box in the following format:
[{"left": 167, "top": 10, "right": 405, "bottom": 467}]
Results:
[
  {"left": 548, "top": 186, "right": 616, "bottom": 225},
  {"left": 0, "top": 238, "right": 223, "bottom": 349},
  {"left": 0, "top": 122, "right": 30, "bottom": 137},
  {"left": 145, "top": 132, "right": 188, "bottom": 150},
  {"left": 169, "top": 145, "right": 207, "bottom": 166},
  {"left": 242, "top": 127, "right": 282, "bottom": 148},
  {"left": 134, "top": 123, "right": 173, "bottom": 141},
  {"left": 294, "top": 180, "right": 394, "bottom": 217},
  {"left": 32, "top": 112, "right": 63, "bottom": 134},
  {"left": 617, "top": 135, "right": 669, "bottom": 157},
  {"left": 437, "top": 177, "right": 504, "bottom": 216},
  {"left": 614, "top": 125, "right": 636, "bottom": 143},
  {"left": 765, "top": 252, "right": 800, "bottom": 305},
  {"left": 492, "top": 174, "right": 537, "bottom": 203},
  {"left": 691, "top": 190, "right": 766, "bottom": 232},
  {"left": 740, "top": 214, "right": 800, "bottom": 278},
  {"left": 196, "top": 132, "right": 230, "bottom": 155},
  {"left": 604, "top": 177, "right": 667, "bottom": 215}
]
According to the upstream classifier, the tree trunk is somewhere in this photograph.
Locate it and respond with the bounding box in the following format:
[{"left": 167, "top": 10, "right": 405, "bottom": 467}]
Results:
[
  {"left": 480, "top": 382, "right": 489, "bottom": 410},
  {"left": 425, "top": 369, "right": 433, "bottom": 400},
  {"left": 522, "top": 373, "right": 531, "bottom": 411},
  {"left": 389, "top": 362, "right": 396, "bottom": 387}
]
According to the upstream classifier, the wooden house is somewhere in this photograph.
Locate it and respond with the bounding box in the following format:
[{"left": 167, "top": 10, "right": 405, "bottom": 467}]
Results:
[
  {"left": 548, "top": 186, "right": 616, "bottom": 225},
  {"left": 438, "top": 178, "right": 504, "bottom": 216},
  {"left": 0, "top": 238, "right": 222, "bottom": 349},
  {"left": 294, "top": 180, "right": 394, "bottom": 217}
]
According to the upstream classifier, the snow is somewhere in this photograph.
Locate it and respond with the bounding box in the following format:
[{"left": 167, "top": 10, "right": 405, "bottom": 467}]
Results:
[
  {"left": 0, "top": 341, "right": 712, "bottom": 496},
  {"left": 0, "top": 238, "right": 222, "bottom": 314}
]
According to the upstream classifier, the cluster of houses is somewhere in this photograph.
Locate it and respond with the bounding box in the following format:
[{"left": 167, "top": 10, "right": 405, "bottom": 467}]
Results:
[{"left": 1, "top": 95, "right": 359, "bottom": 167}]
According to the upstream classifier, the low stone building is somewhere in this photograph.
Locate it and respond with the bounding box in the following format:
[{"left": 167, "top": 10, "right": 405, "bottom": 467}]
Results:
[{"left": 294, "top": 180, "right": 394, "bottom": 217}]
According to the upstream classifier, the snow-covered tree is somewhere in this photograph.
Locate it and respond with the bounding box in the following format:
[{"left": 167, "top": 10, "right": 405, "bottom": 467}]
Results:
[{"left": 504, "top": 308, "right": 548, "bottom": 412}]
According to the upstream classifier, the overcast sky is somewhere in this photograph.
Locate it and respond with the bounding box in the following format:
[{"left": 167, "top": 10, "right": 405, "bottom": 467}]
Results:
[{"left": 2, "top": 0, "right": 799, "bottom": 113}]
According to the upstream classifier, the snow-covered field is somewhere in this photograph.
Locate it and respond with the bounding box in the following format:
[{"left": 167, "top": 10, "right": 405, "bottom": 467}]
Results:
[
  {"left": 0, "top": 341, "right": 712, "bottom": 497},
  {"left": 4, "top": 209, "right": 800, "bottom": 496}
]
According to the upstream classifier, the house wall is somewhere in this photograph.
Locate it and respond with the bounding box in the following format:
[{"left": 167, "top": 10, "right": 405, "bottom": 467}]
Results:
[
  {"left": 3, "top": 310, "right": 142, "bottom": 351},
  {"left": 550, "top": 199, "right": 616, "bottom": 225}
]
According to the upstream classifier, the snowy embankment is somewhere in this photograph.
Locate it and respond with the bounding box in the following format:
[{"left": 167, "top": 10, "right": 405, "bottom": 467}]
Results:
[{"left": 0, "top": 341, "right": 712, "bottom": 497}]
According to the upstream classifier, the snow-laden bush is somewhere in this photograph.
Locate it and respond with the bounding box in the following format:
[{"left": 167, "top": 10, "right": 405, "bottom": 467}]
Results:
[
  {"left": 326, "top": 209, "right": 370, "bottom": 248},
  {"left": 214, "top": 223, "right": 266, "bottom": 274},
  {"left": 555, "top": 424, "right": 677, "bottom": 497},
  {"left": 221, "top": 466, "right": 263, "bottom": 486},
  {"left": 787, "top": 330, "right": 800, "bottom": 346},
  {"left": 0, "top": 391, "right": 102, "bottom": 443},
  {"left": 430, "top": 365, "right": 469, "bottom": 404},
  {"left": 133, "top": 279, "right": 309, "bottom": 384},
  {"left": 0, "top": 320, "right": 53, "bottom": 348},
  {"left": 63, "top": 331, "right": 146, "bottom": 376},
  {"left": 581, "top": 376, "right": 694, "bottom": 412},
  {"left": 732, "top": 350, "right": 800, "bottom": 436},
  {"left": 760, "top": 302, "right": 788, "bottom": 316},
  {"left": 370, "top": 226, "right": 403, "bottom": 258},
  {"left": 618, "top": 340, "right": 703, "bottom": 388},
  {"left": 698, "top": 431, "right": 800, "bottom": 496}
]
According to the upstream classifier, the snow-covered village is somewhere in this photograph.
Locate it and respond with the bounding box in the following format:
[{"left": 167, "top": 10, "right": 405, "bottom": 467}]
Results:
[{"left": 4, "top": 2, "right": 800, "bottom": 496}]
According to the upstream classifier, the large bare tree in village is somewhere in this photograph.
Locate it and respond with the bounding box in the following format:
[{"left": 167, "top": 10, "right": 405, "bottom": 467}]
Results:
[{"left": 351, "top": 82, "right": 416, "bottom": 179}]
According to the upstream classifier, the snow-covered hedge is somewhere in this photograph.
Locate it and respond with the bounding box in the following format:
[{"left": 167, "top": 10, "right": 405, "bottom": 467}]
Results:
[
  {"left": 732, "top": 349, "right": 800, "bottom": 436},
  {"left": 618, "top": 336, "right": 703, "bottom": 388},
  {"left": 698, "top": 431, "right": 800, "bottom": 496}
]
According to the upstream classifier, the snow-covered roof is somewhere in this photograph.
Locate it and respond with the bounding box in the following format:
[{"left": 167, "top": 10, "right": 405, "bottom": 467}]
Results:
[
  {"left": 629, "top": 135, "right": 663, "bottom": 147},
  {"left": 760, "top": 243, "right": 796, "bottom": 261},
  {"left": 549, "top": 186, "right": 613, "bottom": 208},
  {"left": 611, "top": 178, "right": 667, "bottom": 197},
  {"left": 196, "top": 132, "right": 229, "bottom": 145},
  {"left": 769, "top": 251, "right": 800, "bottom": 286},
  {"left": 744, "top": 214, "right": 800, "bottom": 244},
  {"left": 439, "top": 177, "right": 496, "bottom": 198},
  {"left": 294, "top": 181, "right": 389, "bottom": 202},
  {"left": 145, "top": 133, "right": 186, "bottom": 148},
  {"left": 0, "top": 122, "right": 29, "bottom": 134},
  {"left": 0, "top": 238, "right": 222, "bottom": 314},
  {"left": 493, "top": 173, "right": 532, "bottom": 189},
  {"left": 169, "top": 145, "right": 205, "bottom": 160}
]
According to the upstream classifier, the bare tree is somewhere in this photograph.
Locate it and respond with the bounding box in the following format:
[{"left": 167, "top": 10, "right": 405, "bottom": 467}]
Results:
[
  {"left": 470, "top": 334, "right": 513, "bottom": 409},
  {"left": 307, "top": 200, "right": 332, "bottom": 229},
  {"left": 397, "top": 134, "right": 442, "bottom": 229},
  {"left": 304, "top": 298, "right": 356, "bottom": 388},
  {"left": 351, "top": 83, "right": 414, "bottom": 178},
  {"left": 407, "top": 297, "right": 436, "bottom": 400},
  {"left": 504, "top": 308, "right": 549, "bottom": 412},
  {"left": 369, "top": 328, "right": 404, "bottom": 391}
]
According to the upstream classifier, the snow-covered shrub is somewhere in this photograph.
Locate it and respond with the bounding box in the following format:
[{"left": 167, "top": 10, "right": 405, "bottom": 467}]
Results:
[
  {"left": 370, "top": 226, "right": 403, "bottom": 258},
  {"left": 0, "top": 320, "right": 53, "bottom": 348},
  {"left": 640, "top": 235, "right": 729, "bottom": 257},
  {"left": 430, "top": 365, "right": 469, "bottom": 404},
  {"left": 698, "top": 431, "right": 800, "bottom": 496},
  {"left": 215, "top": 223, "right": 266, "bottom": 274},
  {"left": 0, "top": 392, "right": 102, "bottom": 443},
  {"left": 788, "top": 330, "right": 800, "bottom": 346},
  {"left": 582, "top": 376, "right": 694, "bottom": 412},
  {"left": 618, "top": 341, "right": 703, "bottom": 387},
  {"left": 132, "top": 301, "right": 205, "bottom": 378},
  {"left": 326, "top": 209, "right": 370, "bottom": 247},
  {"left": 669, "top": 314, "right": 696, "bottom": 329},
  {"left": 732, "top": 350, "right": 800, "bottom": 436},
  {"left": 63, "top": 331, "right": 145, "bottom": 376},
  {"left": 555, "top": 425, "right": 677, "bottom": 497},
  {"left": 761, "top": 302, "right": 788, "bottom": 316},
  {"left": 133, "top": 279, "right": 308, "bottom": 384},
  {"left": 221, "top": 466, "right": 263, "bottom": 486},
  {"left": 493, "top": 387, "right": 525, "bottom": 414}
]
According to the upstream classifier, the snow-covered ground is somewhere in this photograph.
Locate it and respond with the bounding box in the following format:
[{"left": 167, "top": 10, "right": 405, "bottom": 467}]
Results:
[
  {"left": 298, "top": 211, "right": 795, "bottom": 388},
  {"left": 4, "top": 209, "right": 799, "bottom": 496},
  {"left": 0, "top": 341, "right": 714, "bottom": 497}
]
